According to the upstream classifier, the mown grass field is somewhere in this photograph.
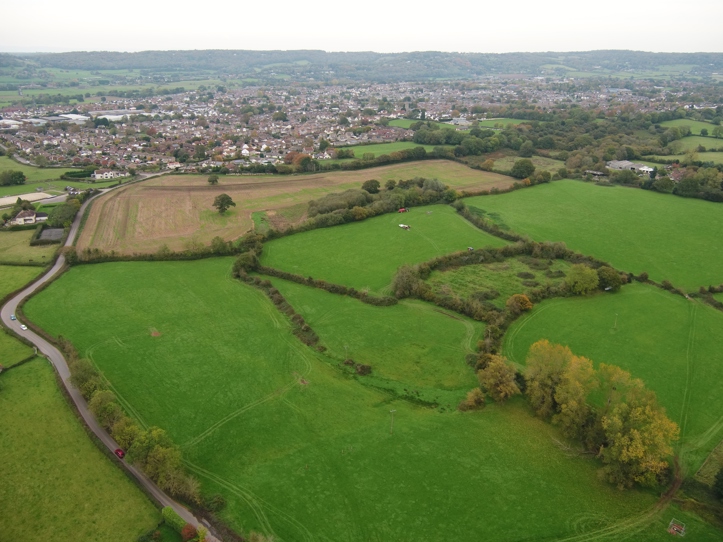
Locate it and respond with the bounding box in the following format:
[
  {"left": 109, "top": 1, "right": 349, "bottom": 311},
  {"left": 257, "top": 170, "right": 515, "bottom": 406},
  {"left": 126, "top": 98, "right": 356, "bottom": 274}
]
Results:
[
  {"left": 0, "top": 230, "right": 58, "bottom": 265},
  {"left": 670, "top": 136, "right": 723, "bottom": 152},
  {"left": 262, "top": 204, "right": 508, "bottom": 293},
  {"left": 427, "top": 256, "right": 571, "bottom": 309},
  {"left": 0, "top": 264, "right": 43, "bottom": 366},
  {"left": 269, "top": 277, "right": 479, "bottom": 402},
  {"left": 503, "top": 283, "right": 723, "bottom": 472},
  {"left": 77, "top": 161, "right": 514, "bottom": 255},
  {"left": 24, "top": 257, "right": 719, "bottom": 541},
  {"left": 488, "top": 154, "right": 565, "bottom": 174},
  {"left": 476, "top": 118, "right": 526, "bottom": 128},
  {"left": 0, "top": 359, "right": 159, "bottom": 541},
  {"left": 648, "top": 151, "right": 723, "bottom": 165},
  {"left": 333, "top": 142, "right": 450, "bottom": 159},
  {"left": 464, "top": 180, "right": 723, "bottom": 290},
  {"left": 660, "top": 119, "right": 719, "bottom": 136},
  {"left": 0, "top": 156, "right": 77, "bottom": 183}
]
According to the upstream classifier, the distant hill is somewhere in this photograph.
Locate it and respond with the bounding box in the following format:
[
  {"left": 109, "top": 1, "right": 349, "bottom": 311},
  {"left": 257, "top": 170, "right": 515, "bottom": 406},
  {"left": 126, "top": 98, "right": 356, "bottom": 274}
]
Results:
[{"left": 4, "top": 50, "right": 723, "bottom": 81}]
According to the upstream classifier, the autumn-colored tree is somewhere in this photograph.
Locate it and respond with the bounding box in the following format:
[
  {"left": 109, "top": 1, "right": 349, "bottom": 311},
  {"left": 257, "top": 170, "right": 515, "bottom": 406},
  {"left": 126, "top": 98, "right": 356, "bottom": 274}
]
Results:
[
  {"left": 478, "top": 355, "right": 520, "bottom": 402},
  {"left": 181, "top": 523, "right": 197, "bottom": 541},
  {"left": 552, "top": 355, "right": 597, "bottom": 439},
  {"left": 506, "top": 293, "right": 533, "bottom": 315},
  {"left": 597, "top": 365, "right": 679, "bottom": 488},
  {"left": 525, "top": 340, "right": 573, "bottom": 418},
  {"left": 458, "top": 388, "right": 486, "bottom": 411}
]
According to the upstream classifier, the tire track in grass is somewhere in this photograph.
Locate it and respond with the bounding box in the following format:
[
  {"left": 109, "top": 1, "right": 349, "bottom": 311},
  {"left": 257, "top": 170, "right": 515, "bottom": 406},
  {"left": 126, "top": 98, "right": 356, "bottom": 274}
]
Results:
[
  {"left": 676, "top": 302, "right": 698, "bottom": 474},
  {"left": 185, "top": 461, "right": 315, "bottom": 542}
]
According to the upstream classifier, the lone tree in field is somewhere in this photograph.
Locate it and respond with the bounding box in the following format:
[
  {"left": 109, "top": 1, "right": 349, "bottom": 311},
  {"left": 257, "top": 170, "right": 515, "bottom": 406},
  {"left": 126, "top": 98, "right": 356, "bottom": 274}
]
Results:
[
  {"left": 362, "top": 179, "right": 380, "bottom": 194},
  {"left": 510, "top": 159, "right": 535, "bottom": 179},
  {"left": 213, "top": 194, "right": 236, "bottom": 214},
  {"left": 208, "top": 174, "right": 219, "bottom": 185}
]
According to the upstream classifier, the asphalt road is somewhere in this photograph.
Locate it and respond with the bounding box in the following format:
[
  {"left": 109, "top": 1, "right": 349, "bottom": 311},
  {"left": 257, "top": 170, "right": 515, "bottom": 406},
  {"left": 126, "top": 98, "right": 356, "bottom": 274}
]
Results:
[{"left": 0, "top": 176, "right": 219, "bottom": 540}]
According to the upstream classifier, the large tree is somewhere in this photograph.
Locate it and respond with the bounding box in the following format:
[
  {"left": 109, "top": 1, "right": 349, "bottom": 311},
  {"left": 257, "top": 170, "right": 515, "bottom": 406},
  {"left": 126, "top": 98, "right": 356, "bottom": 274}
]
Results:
[
  {"left": 213, "top": 193, "right": 236, "bottom": 214},
  {"left": 0, "top": 170, "right": 26, "bottom": 186},
  {"left": 566, "top": 264, "right": 599, "bottom": 295},
  {"left": 478, "top": 355, "right": 520, "bottom": 402},
  {"left": 510, "top": 159, "right": 536, "bottom": 179}
]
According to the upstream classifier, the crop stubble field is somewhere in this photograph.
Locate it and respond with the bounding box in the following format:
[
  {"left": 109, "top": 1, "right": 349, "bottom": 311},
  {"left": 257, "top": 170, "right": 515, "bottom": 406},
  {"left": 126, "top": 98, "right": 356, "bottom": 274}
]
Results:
[
  {"left": 76, "top": 161, "right": 513, "bottom": 254},
  {"left": 26, "top": 257, "right": 723, "bottom": 541}
]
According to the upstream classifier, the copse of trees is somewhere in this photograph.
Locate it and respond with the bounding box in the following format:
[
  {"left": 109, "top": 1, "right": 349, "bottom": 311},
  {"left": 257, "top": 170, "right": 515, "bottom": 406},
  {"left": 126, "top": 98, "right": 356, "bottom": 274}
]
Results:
[
  {"left": 524, "top": 340, "right": 679, "bottom": 489},
  {"left": 0, "top": 170, "right": 26, "bottom": 185}
]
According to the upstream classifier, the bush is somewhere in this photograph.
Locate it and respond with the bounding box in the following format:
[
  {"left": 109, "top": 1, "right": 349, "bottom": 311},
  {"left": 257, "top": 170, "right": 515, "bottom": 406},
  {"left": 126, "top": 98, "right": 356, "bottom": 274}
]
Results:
[
  {"left": 458, "top": 388, "right": 486, "bottom": 411},
  {"left": 181, "top": 524, "right": 197, "bottom": 541},
  {"left": 161, "top": 506, "right": 186, "bottom": 533},
  {"left": 566, "top": 264, "right": 599, "bottom": 295},
  {"left": 597, "top": 266, "right": 622, "bottom": 292}
]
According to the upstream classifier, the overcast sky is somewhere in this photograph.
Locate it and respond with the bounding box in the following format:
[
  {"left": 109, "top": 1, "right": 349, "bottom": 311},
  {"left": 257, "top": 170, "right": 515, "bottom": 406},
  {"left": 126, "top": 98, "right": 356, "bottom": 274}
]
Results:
[{"left": 3, "top": 0, "right": 722, "bottom": 54}]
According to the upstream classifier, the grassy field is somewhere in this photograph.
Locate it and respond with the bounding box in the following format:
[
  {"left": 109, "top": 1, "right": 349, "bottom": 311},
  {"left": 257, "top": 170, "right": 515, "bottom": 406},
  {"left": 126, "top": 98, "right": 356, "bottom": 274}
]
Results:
[
  {"left": 503, "top": 283, "right": 723, "bottom": 472},
  {"left": 333, "top": 142, "right": 450, "bottom": 159},
  {"left": 669, "top": 136, "right": 723, "bottom": 153},
  {"left": 647, "top": 151, "right": 723, "bottom": 165},
  {"left": 0, "top": 156, "right": 78, "bottom": 183},
  {"left": 388, "top": 119, "right": 456, "bottom": 130},
  {"left": 487, "top": 154, "right": 565, "bottom": 174},
  {"left": 476, "top": 118, "right": 526, "bottom": 128},
  {"left": 0, "top": 359, "right": 159, "bottom": 541},
  {"left": 0, "top": 230, "right": 58, "bottom": 265},
  {"left": 77, "top": 161, "right": 514, "bottom": 255},
  {"left": 261, "top": 204, "right": 508, "bottom": 293},
  {"left": 427, "top": 256, "right": 571, "bottom": 310},
  {"left": 660, "top": 119, "right": 719, "bottom": 136},
  {"left": 270, "top": 277, "right": 479, "bottom": 402},
  {"left": 0, "top": 264, "right": 43, "bottom": 366},
  {"left": 24, "top": 257, "right": 718, "bottom": 541},
  {"left": 464, "top": 180, "right": 723, "bottom": 290},
  {"left": 0, "top": 177, "right": 119, "bottom": 199}
]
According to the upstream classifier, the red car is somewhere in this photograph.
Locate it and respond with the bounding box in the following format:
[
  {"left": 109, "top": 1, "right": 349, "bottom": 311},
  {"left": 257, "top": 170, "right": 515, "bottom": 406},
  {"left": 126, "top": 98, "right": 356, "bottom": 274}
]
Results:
[
  {"left": 114, "top": 448, "right": 125, "bottom": 459},
  {"left": 398, "top": 208, "right": 409, "bottom": 213}
]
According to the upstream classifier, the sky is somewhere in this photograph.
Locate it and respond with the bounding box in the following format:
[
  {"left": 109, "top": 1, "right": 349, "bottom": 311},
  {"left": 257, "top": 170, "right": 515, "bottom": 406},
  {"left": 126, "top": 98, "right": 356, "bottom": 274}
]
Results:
[{"left": 2, "top": 0, "right": 722, "bottom": 54}]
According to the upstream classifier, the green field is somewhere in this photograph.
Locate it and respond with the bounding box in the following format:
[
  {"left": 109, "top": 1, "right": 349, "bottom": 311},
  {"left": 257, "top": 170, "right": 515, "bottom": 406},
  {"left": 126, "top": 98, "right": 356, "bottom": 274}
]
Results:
[
  {"left": 503, "top": 283, "right": 723, "bottom": 472},
  {"left": 270, "top": 277, "right": 479, "bottom": 402},
  {"left": 427, "top": 256, "right": 571, "bottom": 309},
  {"left": 0, "top": 230, "right": 58, "bottom": 265},
  {"left": 464, "top": 180, "right": 723, "bottom": 290},
  {"left": 476, "top": 118, "right": 526, "bottom": 128},
  {"left": 388, "top": 119, "right": 455, "bottom": 130},
  {"left": 487, "top": 154, "right": 565, "bottom": 174},
  {"left": 660, "top": 119, "right": 719, "bottom": 136},
  {"left": 333, "top": 141, "right": 450, "bottom": 159},
  {"left": 261, "top": 204, "right": 508, "bottom": 293},
  {"left": 0, "top": 156, "right": 78, "bottom": 183},
  {"left": 669, "top": 136, "right": 723, "bottom": 153},
  {"left": 0, "top": 359, "right": 159, "bottom": 541},
  {"left": 647, "top": 151, "right": 723, "bottom": 165},
  {"left": 0, "top": 264, "right": 43, "bottom": 366},
  {"left": 24, "top": 257, "right": 719, "bottom": 541}
]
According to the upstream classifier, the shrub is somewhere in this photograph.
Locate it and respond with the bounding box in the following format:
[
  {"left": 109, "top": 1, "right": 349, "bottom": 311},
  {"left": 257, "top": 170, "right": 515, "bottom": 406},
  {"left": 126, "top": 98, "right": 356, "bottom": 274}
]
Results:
[
  {"left": 566, "top": 264, "right": 599, "bottom": 295},
  {"left": 597, "top": 266, "right": 622, "bottom": 292},
  {"left": 458, "top": 388, "right": 486, "bottom": 411},
  {"left": 161, "top": 506, "right": 186, "bottom": 533},
  {"left": 506, "top": 294, "right": 533, "bottom": 315},
  {"left": 478, "top": 356, "right": 520, "bottom": 402},
  {"left": 181, "top": 524, "right": 197, "bottom": 541}
]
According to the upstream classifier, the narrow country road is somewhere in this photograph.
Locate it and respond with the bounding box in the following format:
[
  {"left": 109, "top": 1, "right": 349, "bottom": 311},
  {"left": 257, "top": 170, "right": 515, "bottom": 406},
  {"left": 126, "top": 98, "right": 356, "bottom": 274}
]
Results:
[{"left": 0, "top": 174, "right": 220, "bottom": 541}]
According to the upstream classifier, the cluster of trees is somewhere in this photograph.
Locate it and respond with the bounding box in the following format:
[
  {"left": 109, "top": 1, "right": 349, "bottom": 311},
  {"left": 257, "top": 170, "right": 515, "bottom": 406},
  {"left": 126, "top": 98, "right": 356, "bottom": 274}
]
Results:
[
  {"left": 2, "top": 197, "right": 36, "bottom": 224},
  {"left": 524, "top": 340, "right": 679, "bottom": 488},
  {"left": 46, "top": 198, "right": 81, "bottom": 228},
  {"left": 60, "top": 340, "right": 201, "bottom": 503},
  {"left": 0, "top": 170, "right": 26, "bottom": 186}
]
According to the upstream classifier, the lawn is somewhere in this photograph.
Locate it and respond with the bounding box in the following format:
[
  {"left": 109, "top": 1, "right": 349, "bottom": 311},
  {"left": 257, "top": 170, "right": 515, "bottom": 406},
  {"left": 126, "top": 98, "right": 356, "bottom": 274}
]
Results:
[
  {"left": 503, "top": 283, "right": 723, "bottom": 472},
  {"left": 464, "top": 180, "right": 723, "bottom": 290},
  {"left": 0, "top": 156, "right": 78, "bottom": 183},
  {"left": 660, "top": 119, "right": 719, "bottom": 136},
  {"left": 0, "top": 264, "right": 43, "bottom": 366},
  {"left": 0, "top": 359, "right": 159, "bottom": 541},
  {"left": 23, "top": 257, "right": 710, "bottom": 542},
  {"left": 261, "top": 204, "right": 508, "bottom": 293},
  {"left": 426, "top": 256, "right": 571, "bottom": 310},
  {"left": 0, "top": 230, "right": 58, "bottom": 265},
  {"left": 269, "top": 277, "right": 480, "bottom": 402}
]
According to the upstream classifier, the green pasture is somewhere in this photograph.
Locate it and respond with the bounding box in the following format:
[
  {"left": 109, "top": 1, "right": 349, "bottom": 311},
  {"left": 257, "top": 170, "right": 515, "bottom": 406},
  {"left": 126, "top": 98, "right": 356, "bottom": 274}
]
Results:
[
  {"left": 669, "top": 136, "right": 723, "bottom": 153},
  {"left": 333, "top": 142, "right": 449, "bottom": 159},
  {"left": 0, "top": 178, "right": 118, "bottom": 199},
  {"left": 503, "top": 283, "right": 723, "bottom": 472},
  {"left": 0, "top": 359, "right": 159, "bottom": 541},
  {"left": 269, "top": 277, "right": 479, "bottom": 400},
  {"left": 427, "top": 256, "right": 571, "bottom": 309},
  {"left": 0, "top": 156, "right": 78, "bottom": 183},
  {"left": 0, "top": 264, "right": 43, "bottom": 366},
  {"left": 487, "top": 154, "right": 565, "bottom": 174},
  {"left": 464, "top": 180, "right": 723, "bottom": 290},
  {"left": 647, "top": 151, "right": 723, "bottom": 165},
  {"left": 24, "top": 257, "right": 707, "bottom": 542},
  {"left": 0, "top": 230, "right": 57, "bottom": 265},
  {"left": 476, "top": 118, "right": 526, "bottom": 128},
  {"left": 388, "top": 119, "right": 454, "bottom": 130},
  {"left": 261, "top": 204, "right": 508, "bottom": 293},
  {"left": 660, "top": 119, "right": 719, "bottom": 136}
]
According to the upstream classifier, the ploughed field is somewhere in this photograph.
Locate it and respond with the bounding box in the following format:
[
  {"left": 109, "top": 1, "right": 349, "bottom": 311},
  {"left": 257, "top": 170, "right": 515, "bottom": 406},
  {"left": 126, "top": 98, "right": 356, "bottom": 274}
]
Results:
[
  {"left": 76, "top": 160, "right": 513, "bottom": 255},
  {"left": 24, "top": 257, "right": 722, "bottom": 541},
  {"left": 464, "top": 180, "right": 723, "bottom": 290}
]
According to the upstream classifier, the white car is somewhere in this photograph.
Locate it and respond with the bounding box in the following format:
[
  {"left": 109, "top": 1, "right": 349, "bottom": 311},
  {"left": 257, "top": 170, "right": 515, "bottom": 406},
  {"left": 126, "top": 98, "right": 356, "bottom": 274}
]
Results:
[{"left": 20, "top": 325, "right": 28, "bottom": 331}]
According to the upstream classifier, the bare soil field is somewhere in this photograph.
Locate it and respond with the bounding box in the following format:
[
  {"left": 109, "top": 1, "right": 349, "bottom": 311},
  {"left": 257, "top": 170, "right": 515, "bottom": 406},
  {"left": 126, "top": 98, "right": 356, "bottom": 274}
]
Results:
[{"left": 77, "top": 161, "right": 513, "bottom": 254}]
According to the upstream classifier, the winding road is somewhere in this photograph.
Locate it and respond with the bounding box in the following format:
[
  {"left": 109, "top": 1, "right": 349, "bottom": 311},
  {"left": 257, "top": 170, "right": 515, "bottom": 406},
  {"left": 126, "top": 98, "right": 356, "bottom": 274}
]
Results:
[{"left": 0, "top": 176, "right": 219, "bottom": 541}]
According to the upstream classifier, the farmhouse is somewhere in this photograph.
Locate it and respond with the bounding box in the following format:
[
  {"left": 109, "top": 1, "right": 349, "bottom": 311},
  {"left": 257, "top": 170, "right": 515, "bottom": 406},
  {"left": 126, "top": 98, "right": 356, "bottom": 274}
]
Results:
[{"left": 11, "top": 210, "right": 48, "bottom": 225}]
